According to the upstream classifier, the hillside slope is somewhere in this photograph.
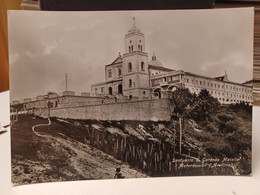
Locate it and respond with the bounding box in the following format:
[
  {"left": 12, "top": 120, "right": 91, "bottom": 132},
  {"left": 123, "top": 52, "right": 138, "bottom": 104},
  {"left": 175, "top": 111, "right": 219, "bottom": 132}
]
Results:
[{"left": 11, "top": 115, "right": 147, "bottom": 185}]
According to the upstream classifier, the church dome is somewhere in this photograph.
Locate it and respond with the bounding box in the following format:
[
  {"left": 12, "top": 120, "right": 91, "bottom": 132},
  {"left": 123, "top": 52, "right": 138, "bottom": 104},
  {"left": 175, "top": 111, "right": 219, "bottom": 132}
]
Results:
[{"left": 148, "top": 54, "right": 163, "bottom": 67}]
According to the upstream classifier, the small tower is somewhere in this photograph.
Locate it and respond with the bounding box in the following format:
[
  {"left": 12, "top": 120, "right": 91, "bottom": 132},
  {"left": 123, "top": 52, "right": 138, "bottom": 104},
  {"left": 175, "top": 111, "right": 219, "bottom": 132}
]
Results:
[
  {"left": 124, "top": 17, "right": 145, "bottom": 53},
  {"left": 223, "top": 70, "right": 229, "bottom": 82},
  {"left": 122, "top": 17, "right": 150, "bottom": 99}
]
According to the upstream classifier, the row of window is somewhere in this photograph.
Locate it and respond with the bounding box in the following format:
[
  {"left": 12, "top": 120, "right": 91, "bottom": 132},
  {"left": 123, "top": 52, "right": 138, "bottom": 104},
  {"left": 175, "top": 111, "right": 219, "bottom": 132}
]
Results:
[
  {"left": 128, "top": 62, "right": 145, "bottom": 72},
  {"left": 189, "top": 87, "right": 252, "bottom": 101},
  {"left": 151, "top": 71, "right": 161, "bottom": 76},
  {"left": 108, "top": 62, "right": 146, "bottom": 78},
  {"left": 217, "top": 97, "right": 251, "bottom": 103},
  {"left": 128, "top": 45, "right": 143, "bottom": 53},
  {"left": 95, "top": 84, "right": 123, "bottom": 95},
  {"left": 108, "top": 68, "right": 122, "bottom": 78},
  {"left": 151, "top": 76, "right": 179, "bottom": 86},
  {"left": 187, "top": 78, "right": 223, "bottom": 89},
  {"left": 128, "top": 40, "right": 143, "bottom": 53},
  {"left": 210, "top": 91, "right": 251, "bottom": 100},
  {"left": 185, "top": 77, "right": 251, "bottom": 93}
]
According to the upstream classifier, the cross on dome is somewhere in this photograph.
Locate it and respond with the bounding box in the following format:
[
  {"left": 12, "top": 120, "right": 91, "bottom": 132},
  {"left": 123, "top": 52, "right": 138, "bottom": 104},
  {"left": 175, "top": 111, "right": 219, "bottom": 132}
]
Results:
[
  {"left": 152, "top": 52, "right": 156, "bottom": 60},
  {"left": 128, "top": 16, "right": 141, "bottom": 33}
]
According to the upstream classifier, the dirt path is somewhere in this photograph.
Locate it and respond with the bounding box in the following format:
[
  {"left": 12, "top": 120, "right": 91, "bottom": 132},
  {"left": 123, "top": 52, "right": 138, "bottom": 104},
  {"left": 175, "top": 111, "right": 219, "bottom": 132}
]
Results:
[
  {"left": 32, "top": 117, "right": 51, "bottom": 137},
  {"left": 30, "top": 118, "right": 147, "bottom": 180}
]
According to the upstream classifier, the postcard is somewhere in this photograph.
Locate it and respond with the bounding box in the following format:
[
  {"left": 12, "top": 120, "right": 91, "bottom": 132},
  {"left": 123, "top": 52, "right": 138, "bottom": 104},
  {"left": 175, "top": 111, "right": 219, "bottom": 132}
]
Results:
[{"left": 9, "top": 8, "right": 253, "bottom": 185}]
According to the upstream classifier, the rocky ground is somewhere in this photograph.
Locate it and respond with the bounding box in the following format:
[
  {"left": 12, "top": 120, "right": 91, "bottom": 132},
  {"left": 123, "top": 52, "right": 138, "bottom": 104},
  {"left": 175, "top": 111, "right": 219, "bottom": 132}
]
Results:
[{"left": 11, "top": 115, "right": 147, "bottom": 185}]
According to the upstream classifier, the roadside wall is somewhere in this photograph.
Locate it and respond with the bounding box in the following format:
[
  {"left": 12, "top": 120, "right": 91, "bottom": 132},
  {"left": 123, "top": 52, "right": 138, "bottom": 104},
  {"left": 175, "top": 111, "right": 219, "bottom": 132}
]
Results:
[{"left": 33, "top": 98, "right": 174, "bottom": 121}]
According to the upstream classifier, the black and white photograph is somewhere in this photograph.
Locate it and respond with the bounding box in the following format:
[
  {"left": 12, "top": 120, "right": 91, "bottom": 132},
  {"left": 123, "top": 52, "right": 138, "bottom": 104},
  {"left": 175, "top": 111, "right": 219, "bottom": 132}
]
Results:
[{"left": 9, "top": 9, "right": 253, "bottom": 185}]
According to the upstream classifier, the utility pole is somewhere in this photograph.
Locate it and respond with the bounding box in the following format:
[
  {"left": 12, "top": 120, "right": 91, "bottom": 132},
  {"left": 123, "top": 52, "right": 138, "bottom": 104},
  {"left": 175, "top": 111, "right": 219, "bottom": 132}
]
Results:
[
  {"left": 173, "top": 122, "right": 176, "bottom": 153},
  {"left": 65, "top": 73, "right": 68, "bottom": 91},
  {"left": 179, "top": 117, "right": 182, "bottom": 155}
]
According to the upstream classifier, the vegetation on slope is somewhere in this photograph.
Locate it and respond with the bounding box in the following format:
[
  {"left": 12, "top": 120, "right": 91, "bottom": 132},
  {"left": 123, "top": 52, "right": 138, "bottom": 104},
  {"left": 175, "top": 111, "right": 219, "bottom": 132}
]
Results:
[{"left": 172, "top": 88, "right": 252, "bottom": 174}]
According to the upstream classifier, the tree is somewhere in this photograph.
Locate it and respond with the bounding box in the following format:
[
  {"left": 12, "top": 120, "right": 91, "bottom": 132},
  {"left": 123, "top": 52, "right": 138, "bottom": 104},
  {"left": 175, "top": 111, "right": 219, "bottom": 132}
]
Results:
[
  {"left": 190, "top": 89, "right": 220, "bottom": 123},
  {"left": 171, "top": 88, "right": 196, "bottom": 118}
]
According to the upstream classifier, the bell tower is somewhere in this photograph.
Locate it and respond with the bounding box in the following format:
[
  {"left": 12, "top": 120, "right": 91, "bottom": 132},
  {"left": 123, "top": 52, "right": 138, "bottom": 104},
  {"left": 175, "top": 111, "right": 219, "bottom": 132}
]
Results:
[
  {"left": 122, "top": 17, "right": 150, "bottom": 99},
  {"left": 125, "top": 17, "right": 145, "bottom": 54}
]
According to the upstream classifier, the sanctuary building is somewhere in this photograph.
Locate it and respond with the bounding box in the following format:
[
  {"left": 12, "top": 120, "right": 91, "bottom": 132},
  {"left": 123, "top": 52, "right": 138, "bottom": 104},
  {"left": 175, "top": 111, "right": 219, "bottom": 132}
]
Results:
[{"left": 91, "top": 18, "right": 253, "bottom": 105}]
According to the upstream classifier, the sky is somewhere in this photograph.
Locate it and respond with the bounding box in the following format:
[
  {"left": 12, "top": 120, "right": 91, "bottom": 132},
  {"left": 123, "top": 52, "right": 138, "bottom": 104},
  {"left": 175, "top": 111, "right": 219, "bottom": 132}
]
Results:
[{"left": 8, "top": 8, "right": 254, "bottom": 101}]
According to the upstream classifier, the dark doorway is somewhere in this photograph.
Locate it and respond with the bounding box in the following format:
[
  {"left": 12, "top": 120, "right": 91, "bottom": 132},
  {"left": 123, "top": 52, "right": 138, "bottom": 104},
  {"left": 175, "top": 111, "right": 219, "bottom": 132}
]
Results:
[
  {"left": 109, "top": 87, "right": 113, "bottom": 95},
  {"left": 154, "top": 88, "right": 162, "bottom": 99},
  {"left": 118, "top": 84, "right": 123, "bottom": 95}
]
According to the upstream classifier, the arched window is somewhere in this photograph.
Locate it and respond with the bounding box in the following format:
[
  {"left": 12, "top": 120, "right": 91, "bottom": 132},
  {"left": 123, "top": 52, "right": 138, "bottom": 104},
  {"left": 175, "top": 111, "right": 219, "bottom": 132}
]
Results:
[
  {"left": 129, "top": 46, "right": 131, "bottom": 53},
  {"left": 141, "top": 46, "right": 143, "bottom": 52},
  {"left": 118, "top": 84, "right": 123, "bottom": 95},
  {"left": 141, "top": 62, "right": 145, "bottom": 71},
  {"left": 118, "top": 68, "right": 122, "bottom": 76},
  {"left": 128, "top": 63, "right": 132, "bottom": 72},
  {"left": 109, "top": 87, "right": 112, "bottom": 95},
  {"left": 129, "top": 79, "right": 132, "bottom": 88},
  {"left": 131, "top": 45, "right": 133, "bottom": 52},
  {"left": 138, "top": 45, "right": 140, "bottom": 51}
]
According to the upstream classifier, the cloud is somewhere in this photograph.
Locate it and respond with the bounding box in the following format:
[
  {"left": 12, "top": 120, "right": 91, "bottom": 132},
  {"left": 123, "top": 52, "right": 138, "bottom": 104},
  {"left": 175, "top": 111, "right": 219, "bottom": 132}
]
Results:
[
  {"left": 25, "top": 51, "right": 34, "bottom": 58},
  {"left": 8, "top": 9, "right": 253, "bottom": 101},
  {"left": 42, "top": 40, "right": 62, "bottom": 56}
]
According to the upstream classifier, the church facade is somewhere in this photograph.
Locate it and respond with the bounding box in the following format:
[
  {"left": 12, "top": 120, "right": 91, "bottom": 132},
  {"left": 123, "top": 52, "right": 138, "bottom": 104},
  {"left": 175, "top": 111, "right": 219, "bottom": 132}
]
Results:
[{"left": 91, "top": 18, "right": 253, "bottom": 104}]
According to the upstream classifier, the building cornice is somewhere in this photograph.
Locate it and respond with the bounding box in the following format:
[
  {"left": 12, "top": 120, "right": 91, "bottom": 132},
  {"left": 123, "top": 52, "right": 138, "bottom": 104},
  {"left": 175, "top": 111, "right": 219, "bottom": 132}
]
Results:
[
  {"left": 91, "top": 78, "right": 123, "bottom": 87},
  {"left": 123, "top": 51, "right": 148, "bottom": 58}
]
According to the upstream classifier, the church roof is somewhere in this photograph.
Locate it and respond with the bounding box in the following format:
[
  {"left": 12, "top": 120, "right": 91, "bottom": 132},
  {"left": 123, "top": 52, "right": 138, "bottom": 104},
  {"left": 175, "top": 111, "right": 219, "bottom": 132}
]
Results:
[
  {"left": 111, "top": 55, "right": 122, "bottom": 65},
  {"left": 214, "top": 71, "right": 229, "bottom": 82},
  {"left": 148, "top": 65, "right": 174, "bottom": 72},
  {"left": 242, "top": 79, "right": 253, "bottom": 87},
  {"left": 214, "top": 76, "right": 225, "bottom": 81},
  {"left": 105, "top": 54, "right": 123, "bottom": 67},
  {"left": 148, "top": 54, "right": 163, "bottom": 67}
]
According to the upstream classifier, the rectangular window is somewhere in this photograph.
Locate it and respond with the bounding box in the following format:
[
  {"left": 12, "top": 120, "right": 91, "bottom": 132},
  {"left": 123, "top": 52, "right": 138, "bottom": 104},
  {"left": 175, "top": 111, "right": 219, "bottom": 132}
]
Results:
[
  {"left": 101, "top": 87, "right": 103, "bottom": 93},
  {"left": 108, "top": 70, "right": 112, "bottom": 78}
]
